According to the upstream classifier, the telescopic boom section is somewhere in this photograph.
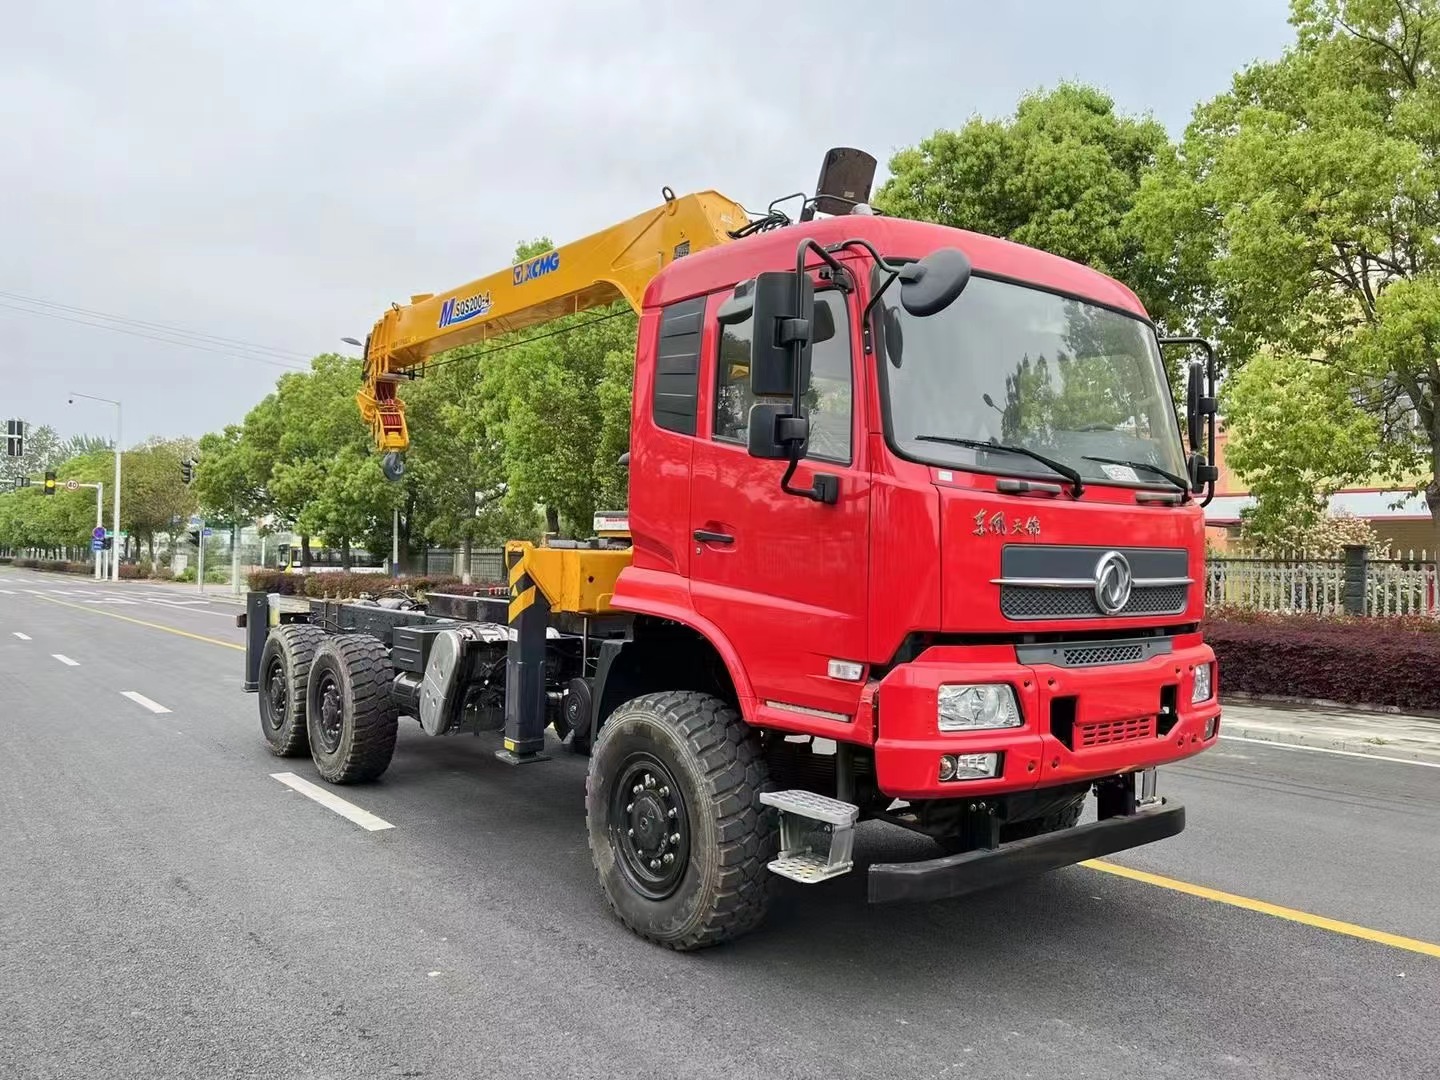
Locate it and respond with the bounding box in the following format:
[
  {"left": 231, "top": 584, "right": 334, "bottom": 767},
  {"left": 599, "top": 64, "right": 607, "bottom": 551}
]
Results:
[{"left": 356, "top": 188, "right": 751, "bottom": 455}]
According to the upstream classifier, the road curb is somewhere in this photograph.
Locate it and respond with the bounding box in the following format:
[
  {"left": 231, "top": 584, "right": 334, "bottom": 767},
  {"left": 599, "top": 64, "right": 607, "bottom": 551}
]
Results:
[{"left": 1221, "top": 722, "right": 1440, "bottom": 765}]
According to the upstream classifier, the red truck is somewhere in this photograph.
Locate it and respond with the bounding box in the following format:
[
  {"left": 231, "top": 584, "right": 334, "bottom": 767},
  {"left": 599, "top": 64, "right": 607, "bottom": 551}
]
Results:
[{"left": 242, "top": 148, "right": 1222, "bottom": 949}]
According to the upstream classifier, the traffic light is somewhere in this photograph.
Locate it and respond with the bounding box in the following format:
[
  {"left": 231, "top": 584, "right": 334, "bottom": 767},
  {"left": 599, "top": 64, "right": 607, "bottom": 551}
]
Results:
[
  {"left": 42, "top": 470, "right": 56, "bottom": 496},
  {"left": 5, "top": 419, "right": 22, "bottom": 458},
  {"left": 181, "top": 458, "right": 195, "bottom": 485},
  {"left": 187, "top": 529, "right": 201, "bottom": 547}
]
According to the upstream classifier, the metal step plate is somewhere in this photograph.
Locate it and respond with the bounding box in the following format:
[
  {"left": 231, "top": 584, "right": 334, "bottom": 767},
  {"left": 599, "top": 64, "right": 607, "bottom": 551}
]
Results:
[
  {"left": 761, "top": 789, "right": 859, "bottom": 884},
  {"left": 760, "top": 789, "right": 859, "bottom": 826}
]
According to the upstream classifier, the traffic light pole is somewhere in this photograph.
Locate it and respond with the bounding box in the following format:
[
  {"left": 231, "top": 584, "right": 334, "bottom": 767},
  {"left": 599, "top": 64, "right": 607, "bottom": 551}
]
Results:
[
  {"left": 91, "top": 483, "right": 103, "bottom": 580},
  {"left": 197, "top": 515, "right": 205, "bottom": 594}
]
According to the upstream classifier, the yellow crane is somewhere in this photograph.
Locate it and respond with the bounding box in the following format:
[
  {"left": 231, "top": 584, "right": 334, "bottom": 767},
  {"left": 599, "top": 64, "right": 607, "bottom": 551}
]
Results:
[{"left": 355, "top": 187, "right": 752, "bottom": 476}]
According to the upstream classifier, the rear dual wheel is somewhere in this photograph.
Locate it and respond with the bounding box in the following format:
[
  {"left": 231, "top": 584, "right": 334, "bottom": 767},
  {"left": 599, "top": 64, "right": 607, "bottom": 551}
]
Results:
[{"left": 305, "top": 634, "right": 400, "bottom": 784}]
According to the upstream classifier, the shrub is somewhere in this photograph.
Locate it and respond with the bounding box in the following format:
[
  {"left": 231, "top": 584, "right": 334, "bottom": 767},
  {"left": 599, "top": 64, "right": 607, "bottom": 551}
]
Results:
[
  {"left": 1206, "top": 615, "right": 1440, "bottom": 711},
  {"left": 247, "top": 569, "right": 309, "bottom": 595}
]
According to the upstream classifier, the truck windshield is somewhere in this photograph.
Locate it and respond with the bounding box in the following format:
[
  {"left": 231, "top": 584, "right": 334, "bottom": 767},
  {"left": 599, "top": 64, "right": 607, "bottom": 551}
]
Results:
[{"left": 879, "top": 274, "right": 1187, "bottom": 489}]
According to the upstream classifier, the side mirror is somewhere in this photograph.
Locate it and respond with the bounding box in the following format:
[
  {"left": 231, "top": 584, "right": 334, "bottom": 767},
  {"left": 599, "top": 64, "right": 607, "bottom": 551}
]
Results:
[
  {"left": 747, "top": 402, "right": 807, "bottom": 460},
  {"left": 898, "top": 247, "right": 971, "bottom": 316},
  {"left": 748, "top": 270, "right": 815, "bottom": 397},
  {"left": 1186, "top": 360, "right": 1204, "bottom": 452}
]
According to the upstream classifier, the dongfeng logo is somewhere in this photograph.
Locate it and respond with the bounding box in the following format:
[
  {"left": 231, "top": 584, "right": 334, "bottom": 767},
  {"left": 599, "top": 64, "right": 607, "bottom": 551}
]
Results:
[{"left": 1093, "top": 551, "right": 1133, "bottom": 615}]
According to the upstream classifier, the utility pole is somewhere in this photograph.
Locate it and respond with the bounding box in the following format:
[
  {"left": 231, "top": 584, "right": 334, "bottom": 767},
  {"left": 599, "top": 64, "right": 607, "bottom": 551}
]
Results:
[
  {"left": 68, "top": 393, "right": 123, "bottom": 581},
  {"left": 231, "top": 523, "right": 241, "bottom": 595}
]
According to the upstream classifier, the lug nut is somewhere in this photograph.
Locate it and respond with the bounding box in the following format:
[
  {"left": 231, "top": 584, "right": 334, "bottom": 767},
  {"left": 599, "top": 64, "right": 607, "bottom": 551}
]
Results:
[
  {"left": 663, "top": 853, "right": 674, "bottom": 865},
  {"left": 668, "top": 808, "right": 677, "bottom": 818},
  {"left": 649, "top": 859, "right": 660, "bottom": 870},
  {"left": 670, "top": 833, "right": 680, "bottom": 844},
  {"left": 658, "top": 786, "right": 669, "bottom": 797},
  {"left": 645, "top": 775, "right": 656, "bottom": 788},
  {"left": 626, "top": 803, "right": 633, "bottom": 813},
  {"left": 627, "top": 828, "right": 634, "bottom": 837},
  {"left": 632, "top": 784, "right": 642, "bottom": 794}
]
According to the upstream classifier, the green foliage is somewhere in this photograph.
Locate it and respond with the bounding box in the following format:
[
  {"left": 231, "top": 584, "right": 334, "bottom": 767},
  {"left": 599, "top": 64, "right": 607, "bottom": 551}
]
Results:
[
  {"left": 1137, "top": 0, "right": 1440, "bottom": 539},
  {"left": 875, "top": 83, "right": 1189, "bottom": 334}
]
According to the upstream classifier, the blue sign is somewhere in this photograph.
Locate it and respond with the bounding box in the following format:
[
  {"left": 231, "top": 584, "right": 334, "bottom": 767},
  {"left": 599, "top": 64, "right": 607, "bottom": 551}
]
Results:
[
  {"left": 202, "top": 528, "right": 213, "bottom": 538},
  {"left": 188, "top": 514, "right": 202, "bottom": 528},
  {"left": 92, "top": 526, "right": 106, "bottom": 541},
  {"left": 513, "top": 250, "right": 560, "bottom": 286},
  {"left": 438, "top": 291, "right": 493, "bottom": 328},
  {"left": 91, "top": 539, "right": 104, "bottom": 552}
]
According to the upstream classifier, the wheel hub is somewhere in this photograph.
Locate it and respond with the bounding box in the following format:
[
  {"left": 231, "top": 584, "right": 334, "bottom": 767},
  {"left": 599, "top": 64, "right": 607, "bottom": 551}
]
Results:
[
  {"left": 264, "top": 659, "right": 287, "bottom": 727},
  {"left": 316, "top": 674, "right": 343, "bottom": 753},
  {"left": 610, "top": 756, "right": 689, "bottom": 900}
]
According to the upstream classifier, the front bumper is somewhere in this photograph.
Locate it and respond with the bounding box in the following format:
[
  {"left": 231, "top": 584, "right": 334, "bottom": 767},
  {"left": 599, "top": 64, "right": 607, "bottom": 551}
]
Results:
[
  {"left": 872, "top": 639, "right": 1221, "bottom": 799},
  {"left": 868, "top": 799, "right": 1185, "bottom": 903}
]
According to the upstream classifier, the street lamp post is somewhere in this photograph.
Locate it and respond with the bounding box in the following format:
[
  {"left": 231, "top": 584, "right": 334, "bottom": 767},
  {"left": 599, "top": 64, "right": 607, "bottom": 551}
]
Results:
[{"left": 69, "top": 392, "right": 122, "bottom": 581}]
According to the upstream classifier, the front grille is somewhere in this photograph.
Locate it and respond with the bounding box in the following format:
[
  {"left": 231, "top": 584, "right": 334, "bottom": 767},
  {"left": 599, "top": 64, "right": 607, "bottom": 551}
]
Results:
[
  {"left": 1062, "top": 643, "right": 1145, "bottom": 667},
  {"left": 1000, "top": 583, "right": 1188, "bottom": 620},
  {"left": 1077, "top": 716, "right": 1156, "bottom": 748}
]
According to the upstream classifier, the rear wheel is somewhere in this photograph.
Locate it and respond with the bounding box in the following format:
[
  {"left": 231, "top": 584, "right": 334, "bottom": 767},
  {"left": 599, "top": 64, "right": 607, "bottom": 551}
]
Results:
[
  {"left": 585, "top": 691, "right": 774, "bottom": 950},
  {"left": 258, "top": 624, "right": 324, "bottom": 757},
  {"left": 305, "top": 634, "right": 399, "bottom": 784}
]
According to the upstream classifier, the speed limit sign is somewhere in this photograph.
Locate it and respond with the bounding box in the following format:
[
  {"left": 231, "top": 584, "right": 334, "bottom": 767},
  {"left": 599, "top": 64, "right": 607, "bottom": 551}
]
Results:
[{"left": 64, "top": 479, "right": 79, "bottom": 491}]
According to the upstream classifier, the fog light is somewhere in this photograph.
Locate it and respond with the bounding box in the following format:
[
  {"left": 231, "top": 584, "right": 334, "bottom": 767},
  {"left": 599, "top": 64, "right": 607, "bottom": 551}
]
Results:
[
  {"left": 939, "top": 752, "right": 1001, "bottom": 781},
  {"left": 1191, "top": 662, "right": 1213, "bottom": 704}
]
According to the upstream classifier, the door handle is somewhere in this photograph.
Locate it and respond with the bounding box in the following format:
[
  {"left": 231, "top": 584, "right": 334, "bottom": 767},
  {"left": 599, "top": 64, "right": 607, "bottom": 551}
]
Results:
[{"left": 693, "top": 529, "right": 734, "bottom": 545}]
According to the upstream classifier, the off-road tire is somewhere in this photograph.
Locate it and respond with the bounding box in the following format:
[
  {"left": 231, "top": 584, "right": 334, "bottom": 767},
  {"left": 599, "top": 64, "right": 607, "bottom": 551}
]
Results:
[
  {"left": 305, "top": 634, "right": 399, "bottom": 784},
  {"left": 258, "top": 624, "right": 324, "bottom": 757},
  {"left": 585, "top": 691, "right": 774, "bottom": 950}
]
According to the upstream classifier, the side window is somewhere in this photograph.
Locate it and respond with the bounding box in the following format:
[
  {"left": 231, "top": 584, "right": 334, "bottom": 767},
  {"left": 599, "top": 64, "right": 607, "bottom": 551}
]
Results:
[{"left": 712, "top": 291, "right": 853, "bottom": 462}]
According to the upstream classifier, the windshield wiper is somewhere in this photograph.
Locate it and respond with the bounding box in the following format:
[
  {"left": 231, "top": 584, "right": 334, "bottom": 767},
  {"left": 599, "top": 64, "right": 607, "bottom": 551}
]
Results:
[
  {"left": 1082, "top": 455, "right": 1190, "bottom": 495},
  {"left": 915, "top": 435, "right": 1084, "bottom": 497}
]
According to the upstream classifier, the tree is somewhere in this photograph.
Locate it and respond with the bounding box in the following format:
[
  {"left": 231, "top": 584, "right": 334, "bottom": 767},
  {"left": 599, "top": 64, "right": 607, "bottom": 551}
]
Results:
[
  {"left": 121, "top": 437, "right": 199, "bottom": 562},
  {"left": 1134, "top": 0, "right": 1440, "bottom": 547},
  {"left": 875, "top": 83, "right": 1190, "bottom": 336}
]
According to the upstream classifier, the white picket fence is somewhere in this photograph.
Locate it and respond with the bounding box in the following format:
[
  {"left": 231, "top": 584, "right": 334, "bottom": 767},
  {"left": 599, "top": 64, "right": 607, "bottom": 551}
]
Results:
[{"left": 1206, "top": 550, "right": 1440, "bottom": 617}]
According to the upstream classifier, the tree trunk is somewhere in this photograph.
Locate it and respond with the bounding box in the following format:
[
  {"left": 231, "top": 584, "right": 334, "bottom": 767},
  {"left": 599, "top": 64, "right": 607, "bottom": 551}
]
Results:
[
  {"left": 340, "top": 536, "right": 352, "bottom": 571},
  {"left": 300, "top": 535, "right": 312, "bottom": 569},
  {"left": 147, "top": 534, "right": 156, "bottom": 565},
  {"left": 461, "top": 534, "right": 474, "bottom": 585},
  {"left": 545, "top": 505, "right": 560, "bottom": 538}
]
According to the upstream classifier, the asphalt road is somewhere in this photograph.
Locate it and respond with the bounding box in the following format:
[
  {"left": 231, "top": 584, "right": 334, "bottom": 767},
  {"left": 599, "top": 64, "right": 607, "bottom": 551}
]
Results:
[{"left": 2, "top": 568, "right": 1437, "bottom": 1080}]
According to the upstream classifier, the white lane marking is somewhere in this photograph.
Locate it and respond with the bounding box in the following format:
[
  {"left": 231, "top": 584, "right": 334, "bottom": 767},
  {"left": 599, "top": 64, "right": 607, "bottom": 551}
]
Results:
[
  {"left": 12, "top": 632, "right": 31, "bottom": 640},
  {"left": 270, "top": 772, "right": 395, "bottom": 832},
  {"left": 51, "top": 654, "right": 80, "bottom": 666},
  {"left": 1220, "top": 733, "right": 1440, "bottom": 770},
  {"left": 84, "top": 597, "right": 137, "bottom": 606},
  {"left": 25, "top": 590, "right": 45, "bottom": 596},
  {"left": 0, "top": 589, "right": 14, "bottom": 595},
  {"left": 120, "top": 691, "right": 171, "bottom": 714}
]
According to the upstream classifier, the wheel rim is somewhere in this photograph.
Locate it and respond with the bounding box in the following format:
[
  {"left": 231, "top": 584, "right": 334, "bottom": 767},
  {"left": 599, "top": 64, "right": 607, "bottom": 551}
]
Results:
[
  {"left": 314, "top": 670, "right": 344, "bottom": 754},
  {"left": 262, "top": 655, "right": 286, "bottom": 733},
  {"left": 609, "top": 753, "right": 690, "bottom": 901}
]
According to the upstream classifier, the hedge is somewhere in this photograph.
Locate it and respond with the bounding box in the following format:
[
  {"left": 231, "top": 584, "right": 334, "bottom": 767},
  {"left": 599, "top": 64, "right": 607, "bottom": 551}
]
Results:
[{"left": 1205, "top": 613, "right": 1440, "bottom": 711}]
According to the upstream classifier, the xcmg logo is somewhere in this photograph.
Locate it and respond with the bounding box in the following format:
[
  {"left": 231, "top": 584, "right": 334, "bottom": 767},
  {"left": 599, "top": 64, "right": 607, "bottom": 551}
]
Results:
[
  {"left": 438, "top": 291, "right": 493, "bottom": 328},
  {"left": 513, "top": 250, "right": 560, "bottom": 286}
]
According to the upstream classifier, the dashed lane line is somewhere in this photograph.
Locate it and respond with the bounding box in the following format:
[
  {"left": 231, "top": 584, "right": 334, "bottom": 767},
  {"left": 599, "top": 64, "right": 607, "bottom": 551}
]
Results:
[
  {"left": 120, "top": 691, "right": 171, "bottom": 714},
  {"left": 51, "top": 654, "right": 79, "bottom": 666},
  {"left": 12, "top": 632, "right": 31, "bottom": 640},
  {"left": 270, "top": 772, "right": 395, "bottom": 832}
]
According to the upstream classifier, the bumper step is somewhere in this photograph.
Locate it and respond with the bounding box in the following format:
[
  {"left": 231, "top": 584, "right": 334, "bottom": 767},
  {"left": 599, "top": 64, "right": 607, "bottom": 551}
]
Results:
[{"left": 760, "top": 790, "right": 859, "bottom": 884}]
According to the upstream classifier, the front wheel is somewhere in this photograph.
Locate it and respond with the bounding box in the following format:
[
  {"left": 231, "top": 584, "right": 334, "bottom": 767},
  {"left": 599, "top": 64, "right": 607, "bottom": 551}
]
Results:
[{"left": 585, "top": 691, "right": 774, "bottom": 950}]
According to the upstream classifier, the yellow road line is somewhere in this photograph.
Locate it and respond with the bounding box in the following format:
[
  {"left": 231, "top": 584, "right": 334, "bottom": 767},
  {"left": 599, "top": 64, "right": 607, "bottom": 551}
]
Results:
[
  {"left": 1084, "top": 859, "right": 1440, "bottom": 959},
  {"left": 33, "top": 593, "right": 244, "bottom": 651}
]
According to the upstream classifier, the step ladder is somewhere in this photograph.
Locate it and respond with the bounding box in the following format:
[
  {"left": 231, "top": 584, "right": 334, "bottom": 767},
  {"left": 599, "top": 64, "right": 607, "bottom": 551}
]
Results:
[{"left": 759, "top": 789, "right": 859, "bottom": 884}]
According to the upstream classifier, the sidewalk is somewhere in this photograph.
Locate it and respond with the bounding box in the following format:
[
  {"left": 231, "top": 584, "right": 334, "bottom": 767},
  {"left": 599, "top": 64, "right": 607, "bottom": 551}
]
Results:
[{"left": 1220, "top": 701, "right": 1440, "bottom": 765}]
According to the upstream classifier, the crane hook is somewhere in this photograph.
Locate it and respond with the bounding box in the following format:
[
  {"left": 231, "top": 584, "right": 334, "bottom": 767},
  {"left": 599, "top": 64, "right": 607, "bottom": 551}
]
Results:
[{"left": 381, "top": 452, "right": 406, "bottom": 482}]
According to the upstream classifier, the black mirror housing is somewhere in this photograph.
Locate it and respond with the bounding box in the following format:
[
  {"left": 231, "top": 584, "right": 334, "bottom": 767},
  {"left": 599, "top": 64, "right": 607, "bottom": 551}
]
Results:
[
  {"left": 749, "top": 271, "right": 815, "bottom": 397},
  {"left": 747, "top": 402, "right": 806, "bottom": 459},
  {"left": 1185, "top": 360, "right": 1204, "bottom": 452},
  {"left": 899, "top": 247, "right": 971, "bottom": 316}
]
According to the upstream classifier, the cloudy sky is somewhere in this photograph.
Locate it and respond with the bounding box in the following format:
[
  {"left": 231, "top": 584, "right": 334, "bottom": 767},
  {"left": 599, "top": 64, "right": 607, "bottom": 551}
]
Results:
[{"left": 2, "top": 1, "right": 1295, "bottom": 446}]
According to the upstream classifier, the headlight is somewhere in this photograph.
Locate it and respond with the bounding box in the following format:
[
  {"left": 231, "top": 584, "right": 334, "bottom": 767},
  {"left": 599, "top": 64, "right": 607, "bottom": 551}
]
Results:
[
  {"left": 938, "top": 684, "right": 1022, "bottom": 731},
  {"left": 1191, "top": 662, "right": 1213, "bottom": 704}
]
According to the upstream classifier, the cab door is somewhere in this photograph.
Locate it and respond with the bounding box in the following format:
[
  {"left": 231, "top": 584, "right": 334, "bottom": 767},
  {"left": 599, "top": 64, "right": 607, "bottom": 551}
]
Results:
[{"left": 688, "top": 284, "right": 872, "bottom": 724}]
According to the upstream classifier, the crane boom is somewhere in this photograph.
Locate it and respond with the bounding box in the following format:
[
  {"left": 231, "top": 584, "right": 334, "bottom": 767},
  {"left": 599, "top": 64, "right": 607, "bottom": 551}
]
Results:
[{"left": 356, "top": 188, "right": 751, "bottom": 457}]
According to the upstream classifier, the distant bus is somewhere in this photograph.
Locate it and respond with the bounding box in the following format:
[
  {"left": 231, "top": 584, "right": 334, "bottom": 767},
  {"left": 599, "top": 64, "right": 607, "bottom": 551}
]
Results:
[{"left": 275, "top": 542, "right": 386, "bottom": 574}]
